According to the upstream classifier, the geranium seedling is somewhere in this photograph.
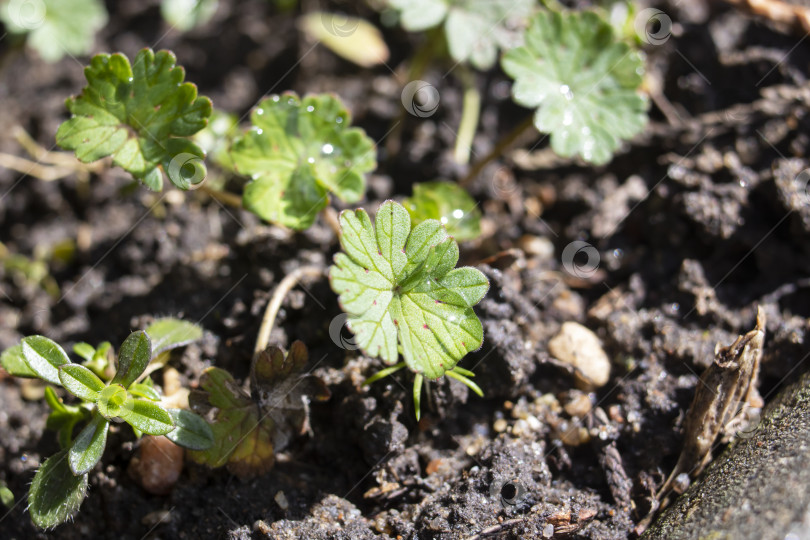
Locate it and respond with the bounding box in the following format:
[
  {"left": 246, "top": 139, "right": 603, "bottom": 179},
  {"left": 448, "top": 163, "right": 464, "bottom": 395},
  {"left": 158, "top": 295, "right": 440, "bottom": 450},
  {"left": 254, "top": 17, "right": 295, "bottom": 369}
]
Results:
[
  {"left": 56, "top": 48, "right": 213, "bottom": 190},
  {"left": 231, "top": 92, "right": 376, "bottom": 230},
  {"left": 329, "top": 200, "right": 489, "bottom": 419},
  {"left": 501, "top": 11, "right": 648, "bottom": 164},
  {"left": 403, "top": 181, "right": 481, "bottom": 242}
]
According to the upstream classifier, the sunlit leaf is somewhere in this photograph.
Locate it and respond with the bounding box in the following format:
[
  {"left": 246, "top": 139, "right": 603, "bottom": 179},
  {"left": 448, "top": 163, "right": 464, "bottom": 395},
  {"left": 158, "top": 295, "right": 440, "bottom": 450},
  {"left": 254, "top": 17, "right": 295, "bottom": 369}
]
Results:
[
  {"left": 111, "top": 331, "right": 151, "bottom": 389},
  {"left": 145, "top": 318, "right": 203, "bottom": 356},
  {"left": 21, "top": 336, "right": 71, "bottom": 386},
  {"left": 1, "top": 344, "right": 37, "bottom": 378},
  {"left": 501, "top": 11, "right": 648, "bottom": 164},
  {"left": 68, "top": 413, "right": 109, "bottom": 475},
  {"left": 58, "top": 364, "right": 105, "bottom": 402},
  {"left": 165, "top": 408, "right": 214, "bottom": 450},
  {"left": 403, "top": 181, "right": 481, "bottom": 241}
]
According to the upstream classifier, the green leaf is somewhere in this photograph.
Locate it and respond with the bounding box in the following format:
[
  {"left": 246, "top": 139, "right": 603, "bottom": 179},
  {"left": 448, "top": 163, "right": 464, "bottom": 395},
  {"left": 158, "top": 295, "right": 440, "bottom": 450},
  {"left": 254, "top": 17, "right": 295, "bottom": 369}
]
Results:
[
  {"left": 72, "top": 343, "right": 96, "bottom": 363},
  {"left": 145, "top": 318, "right": 203, "bottom": 356},
  {"left": 68, "top": 413, "right": 109, "bottom": 475},
  {"left": 501, "top": 11, "right": 648, "bottom": 165},
  {"left": 55, "top": 48, "right": 213, "bottom": 190},
  {"left": 329, "top": 200, "right": 489, "bottom": 380},
  {"left": 389, "top": 0, "right": 534, "bottom": 69},
  {"left": 0, "top": 480, "right": 13, "bottom": 508},
  {"left": 1, "top": 344, "right": 37, "bottom": 377},
  {"left": 128, "top": 382, "right": 161, "bottom": 401},
  {"left": 232, "top": 92, "right": 376, "bottom": 230},
  {"left": 165, "top": 408, "right": 214, "bottom": 450},
  {"left": 21, "top": 336, "right": 71, "bottom": 386},
  {"left": 119, "top": 398, "right": 175, "bottom": 435},
  {"left": 0, "top": 0, "right": 107, "bottom": 63},
  {"left": 97, "top": 384, "right": 128, "bottom": 419},
  {"left": 403, "top": 181, "right": 481, "bottom": 241},
  {"left": 28, "top": 448, "right": 89, "bottom": 529},
  {"left": 188, "top": 367, "right": 276, "bottom": 476},
  {"left": 58, "top": 364, "right": 105, "bottom": 402},
  {"left": 44, "top": 387, "right": 89, "bottom": 448},
  {"left": 112, "top": 331, "right": 152, "bottom": 388},
  {"left": 160, "top": 0, "right": 218, "bottom": 32}
]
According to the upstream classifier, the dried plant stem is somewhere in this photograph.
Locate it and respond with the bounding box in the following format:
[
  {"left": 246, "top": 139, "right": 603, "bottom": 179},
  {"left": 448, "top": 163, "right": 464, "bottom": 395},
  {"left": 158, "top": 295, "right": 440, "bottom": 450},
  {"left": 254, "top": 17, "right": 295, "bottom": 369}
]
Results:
[{"left": 254, "top": 265, "right": 326, "bottom": 355}]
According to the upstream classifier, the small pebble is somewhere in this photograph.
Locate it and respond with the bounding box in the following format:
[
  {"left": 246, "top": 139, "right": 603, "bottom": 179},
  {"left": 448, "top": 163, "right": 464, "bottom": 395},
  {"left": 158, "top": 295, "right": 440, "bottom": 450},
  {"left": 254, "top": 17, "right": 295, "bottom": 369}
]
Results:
[
  {"left": 275, "top": 490, "right": 289, "bottom": 510},
  {"left": 128, "top": 435, "right": 184, "bottom": 495},
  {"left": 564, "top": 392, "right": 593, "bottom": 418},
  {"left": 549, "top": 322, "right": 611, "bottom": 388},
  {"left": 494, "top": 419, "right": 508, "bottom": 433},
  {"left": 543, "top": 523, "right": 554, "bottom": 537}
]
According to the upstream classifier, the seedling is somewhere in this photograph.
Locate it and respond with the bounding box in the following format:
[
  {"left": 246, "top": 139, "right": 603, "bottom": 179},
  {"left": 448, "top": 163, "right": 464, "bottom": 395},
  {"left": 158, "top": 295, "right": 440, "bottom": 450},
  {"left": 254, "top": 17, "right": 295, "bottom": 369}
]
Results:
[
  {"left": 388, "top": 0, "right": 534, "bottom": 70},
  {"left": 189, "top": 341, "right": 329, "bottom": 476},
  {"left": 329, "top": 200, "right": 489, "bottom": 419},
  {"left": 403, "top": 181, "right": 481, "bottom": 242},
  {"left": 230, "top": 92, "right": 376, "bottom": 230},
  {"left": 0, "top": 0, "right": 107, "bottom": 62},
  {"left": 56, "top": 48, "right": 213, "bottom": 191},
  {"left": 501, "top": 10, "right": 648, "bottom": 164},
  {"left": 0, "top": 318, "right": 212, "bottom": 529}
]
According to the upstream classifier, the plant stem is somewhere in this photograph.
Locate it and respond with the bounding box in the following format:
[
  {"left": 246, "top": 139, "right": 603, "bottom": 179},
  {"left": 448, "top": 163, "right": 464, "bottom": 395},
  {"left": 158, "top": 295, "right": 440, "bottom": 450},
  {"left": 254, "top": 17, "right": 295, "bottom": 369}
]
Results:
[
  {"left": 453, "top": 66, "right": 481, "bottom": 165},
  {"left": 321, "top": 206, "right": 342, "bottom": 238},
  {"left": 254, "top": 265, "right": 326, "bottom": 356},
  {"left": 459, "top": 116, "right": 535, "bottom": 187},
  {"left": 199, "top": 184, "right": 243, "bottom": 208}
]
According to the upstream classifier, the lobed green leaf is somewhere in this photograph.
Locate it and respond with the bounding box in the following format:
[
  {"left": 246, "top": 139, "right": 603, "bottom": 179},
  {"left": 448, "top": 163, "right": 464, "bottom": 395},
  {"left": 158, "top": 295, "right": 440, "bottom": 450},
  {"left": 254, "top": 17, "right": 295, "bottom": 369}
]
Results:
[
  {"left": 330, "top": 200, "right": 489, "bottom": 380},
  {"left": 501, "top": 11, "right": 648, "bottom": 164},
  {"left": 403, "top": 181, "right": 481, "bottom": 242},
  {"left": 232, "top": 92, "right": 376, "bottom": 230},
  {"left": 55, "top": 48, "right": 212, "bottom": 190}
]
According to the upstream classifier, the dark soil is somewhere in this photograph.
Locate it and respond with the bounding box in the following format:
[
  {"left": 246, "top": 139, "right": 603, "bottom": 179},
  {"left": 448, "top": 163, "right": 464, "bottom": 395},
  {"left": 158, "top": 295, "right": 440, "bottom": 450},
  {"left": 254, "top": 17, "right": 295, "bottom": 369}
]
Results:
[{"left": 2, "top": 0, "right": 810, "bottom": 539}]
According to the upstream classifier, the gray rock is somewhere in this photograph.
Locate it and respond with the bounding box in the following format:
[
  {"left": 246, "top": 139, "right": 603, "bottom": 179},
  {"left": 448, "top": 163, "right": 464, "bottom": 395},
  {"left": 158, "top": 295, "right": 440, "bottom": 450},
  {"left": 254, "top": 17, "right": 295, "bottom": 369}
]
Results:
[{"left": 644, "top": 372, "right": 810, "bottom": 540}]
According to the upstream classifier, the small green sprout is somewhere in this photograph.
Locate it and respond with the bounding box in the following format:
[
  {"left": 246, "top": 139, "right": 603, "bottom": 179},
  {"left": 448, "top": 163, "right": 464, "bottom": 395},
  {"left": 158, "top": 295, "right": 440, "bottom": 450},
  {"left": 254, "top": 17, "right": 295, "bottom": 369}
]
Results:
[
  {"left": 56, "top": 48, "right": 213, "bottom": 191},
  {"left": 189, "top": 341, "right": 329, "bottom": 476},
  {"left": 329, "top": 200, "right": 489, "bottom": 419},
  {"left": 403, "top": 181, "right": 481, "bottom": 242},
  {"left": 1, "top": 318, "right": 212, "bottom": 529},
  {"left": 388, "top": 0, "right": 535, "bottom": 70},
  {"left": 231, "top": 92, "right": 376, "bottom": 230},
  {"left": 0, "top": 0, "right": 107, "bottom": 63},
  {"left": 501, "top": 10, "right": 648, "bottom": 164}
]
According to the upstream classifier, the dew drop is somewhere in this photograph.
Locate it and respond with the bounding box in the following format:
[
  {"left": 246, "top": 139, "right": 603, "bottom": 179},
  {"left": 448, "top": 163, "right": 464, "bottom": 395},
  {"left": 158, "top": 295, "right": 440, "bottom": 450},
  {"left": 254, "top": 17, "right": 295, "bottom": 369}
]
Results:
[
  {"left": 256, "top": 108, "right": 264, "bottom": 115},
  {"left": 452, "top": 209, "right": 464, "bottom": 219},
  {"left": 440, "top": 216, "right": 448, "bottom": 224},
  {"left": 559, "top": 84, "right": 574, "bottom": 101},
  {"left": 562, "top": 110, "right": 573, "bottom": 126},
  {"left": 307, "top": 157, "right": 315, "bottom": 164},
  {"left": 321, "top": 143, "right": 334, "bottom": 155},
  {"left": 306, "top": 105, "right": 315, "bottom": 112},
  {"left": 288, "top": 98, "right": 296, "bottom": 105},
  {"left": 272, "top": 95, "right": 280, "bottom": 102},
  {"left": 255, "top": 128, "right": 263, "bottom": 135},
  {"left": 336, "top": 117, "right": 343, "bottom": 124}
]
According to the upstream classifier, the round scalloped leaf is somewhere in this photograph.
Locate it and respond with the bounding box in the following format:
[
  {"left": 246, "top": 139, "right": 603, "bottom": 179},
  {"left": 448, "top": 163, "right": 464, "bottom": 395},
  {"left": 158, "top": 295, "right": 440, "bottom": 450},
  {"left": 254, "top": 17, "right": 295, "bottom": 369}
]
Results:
[
  {"left": 232, "top": 92, "right": 376, "bottom": 230},
  {"left": 501, "top": 11, "right": 648, "bottom": 164},
  {"left": 403, "top": 181, "right": 481, "bottom": 241},
  {"left": 389, "top": 0, "right": 534, "bottom": 69},
  {"left": 55, "top": 48, "right": 212, "bottom": 190},
  {"left": 329, "top": 200, "right": 489, "bottom": 379}
]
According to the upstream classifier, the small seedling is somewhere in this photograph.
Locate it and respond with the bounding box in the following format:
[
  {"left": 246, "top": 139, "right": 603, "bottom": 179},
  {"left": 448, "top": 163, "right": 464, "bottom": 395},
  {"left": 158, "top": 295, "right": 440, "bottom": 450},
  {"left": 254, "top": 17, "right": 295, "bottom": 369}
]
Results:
[
  {"left": 0, "top": 0, "right": 108, "bottom": 62},
  {"left": 56, "top": 48, "right": 213, "bottom": 190},
  {"left": 188, "top": 341, "right": 329, "bottom": 476},
  {"left": 388, "top": 0, "right": 534, "bottom": 70},
  {"left": 403, "top": 181, "right": 481, "bottom": 242},
  {"left": 1, "top": 318, "right": 212, "bottom": 529},
  {"left": 329, "top": 200, "right": 489, "bottom": 419},
  {"left": 230, "top": 92, "right": 376, "bottom": 229},
  {"left": 501, "top": 10, "right": 648, "bottom": 164}
]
